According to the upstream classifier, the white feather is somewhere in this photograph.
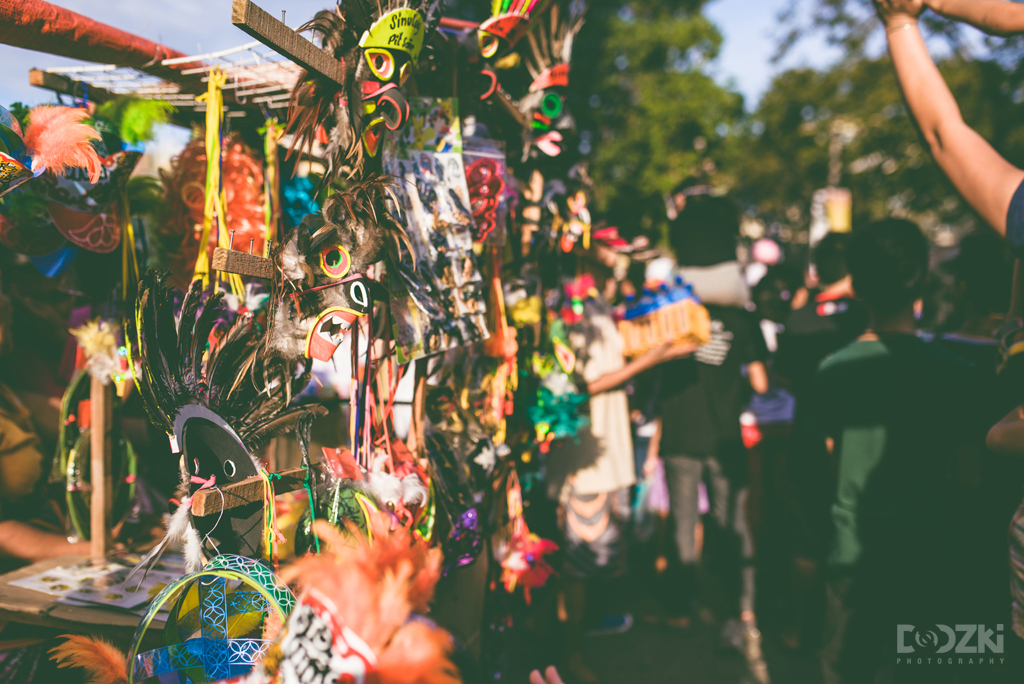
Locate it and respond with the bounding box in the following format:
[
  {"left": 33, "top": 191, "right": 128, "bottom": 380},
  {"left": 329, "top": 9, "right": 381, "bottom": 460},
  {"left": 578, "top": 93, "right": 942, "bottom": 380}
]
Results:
[
  {"left": 183, "top": 523, "right": 205, "bottom": 574},
  {"left": 279, "top": 237, "right": 306, "bottom": 281},
  {"left": 367, "top": 470, "right": 404, "bottom": 509},
  {"left": 124, "top": 500, "right": 194, "bottom": 585},
  {"left": 401, "top": 473, "right": 428, "bottom": 506}
]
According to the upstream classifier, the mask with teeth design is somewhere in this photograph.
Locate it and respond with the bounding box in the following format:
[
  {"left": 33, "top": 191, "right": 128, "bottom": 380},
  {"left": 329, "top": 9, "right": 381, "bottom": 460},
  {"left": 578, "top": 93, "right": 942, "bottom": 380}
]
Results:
[{"left": 267, "top": 177, "right": 412, "bottom": 363}]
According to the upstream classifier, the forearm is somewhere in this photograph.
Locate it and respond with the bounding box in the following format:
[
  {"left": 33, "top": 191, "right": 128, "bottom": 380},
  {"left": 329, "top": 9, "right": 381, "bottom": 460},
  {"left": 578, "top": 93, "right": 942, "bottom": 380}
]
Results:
[
  {"left": 987, "top": 404, "right": 1024, "bottom": 456},
  {"left": 887, "top": 20, "right": 1024, "bottom": 232},
  {"left": 0, "top": 521, "right": 89, "bottom": 561},
  {"left": 648, "top": 418, "right": 662, "bottom": 460},
  {"left": 587, "top": 351, "right": 659, "bottom": 396},
  {"left": 748, "top": 361, "right": 769, "bottom": 395},
  {"left": 927, "top": 0, "right": 1024, "bottom": 35}
]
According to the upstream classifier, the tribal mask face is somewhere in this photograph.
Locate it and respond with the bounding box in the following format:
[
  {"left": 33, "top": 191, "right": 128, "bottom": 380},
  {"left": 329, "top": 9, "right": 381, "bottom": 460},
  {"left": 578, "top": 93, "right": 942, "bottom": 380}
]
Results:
[
  {"left": 288, "top": 1, "right": 440, "bottom": 185},
  {"left": 522, "top": 64, "right": 573, "bottom": 158},
  {"left": 268, "top": 178, "right": 410, "bottom": 362},
  {"left": 509, "top": 2, "right": 584, "bottom": 160}
]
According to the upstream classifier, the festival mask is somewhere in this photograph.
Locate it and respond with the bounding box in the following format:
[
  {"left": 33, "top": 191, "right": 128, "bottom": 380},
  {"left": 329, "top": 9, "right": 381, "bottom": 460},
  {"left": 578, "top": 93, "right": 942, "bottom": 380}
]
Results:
[
  {"left": 355, "top": 9, "right": 424, "bottom": 156},
  {"left": 289, "top": 1, "right": 440, "bottom": 183},
  {"left": 268, "top": 178, "right": 409, "bottom": 363},
  {"left": 510, "top": 2, "right": 584, "bottom": 160},
  {"left": 524, "top": 68, "right": 573, "bottom": 157}
]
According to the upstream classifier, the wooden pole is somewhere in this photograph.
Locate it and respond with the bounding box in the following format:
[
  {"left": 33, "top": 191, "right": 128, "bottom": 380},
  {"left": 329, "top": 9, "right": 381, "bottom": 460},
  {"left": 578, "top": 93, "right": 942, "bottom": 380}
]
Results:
[{"left": 90, "top": 378, "right": 112, "bottom": 562}]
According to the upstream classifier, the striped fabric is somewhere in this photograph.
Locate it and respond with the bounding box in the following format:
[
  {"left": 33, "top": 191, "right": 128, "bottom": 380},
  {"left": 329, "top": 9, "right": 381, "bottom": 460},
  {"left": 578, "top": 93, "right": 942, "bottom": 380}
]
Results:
[{"left": 1009, "top": 498, "right": 1024, "bottom": 639}]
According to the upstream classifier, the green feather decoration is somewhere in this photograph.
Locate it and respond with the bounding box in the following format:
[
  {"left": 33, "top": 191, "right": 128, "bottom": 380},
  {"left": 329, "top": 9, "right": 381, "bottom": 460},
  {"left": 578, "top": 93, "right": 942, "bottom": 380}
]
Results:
[{"left": 95, "top": 97, "right": 176, "bottom": 145}]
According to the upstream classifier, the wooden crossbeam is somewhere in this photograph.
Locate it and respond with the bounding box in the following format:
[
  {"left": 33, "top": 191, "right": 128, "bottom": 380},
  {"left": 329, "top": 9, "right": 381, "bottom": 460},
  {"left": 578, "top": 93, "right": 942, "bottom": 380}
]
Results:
[
  {"left": 191, "top": 466, "right": 308, "bottom": 517},
  {"left": 29, "top": 69, "right": 209, "bottom": 129},
  {"left": 29, "top": 70, "right": 115, "bottom": 104},
  {"left": 212, "top": 247, "right": 274, "bottom": 279},
  {"left": 232, "top": 0, "right": 344, "bottom": 87}
]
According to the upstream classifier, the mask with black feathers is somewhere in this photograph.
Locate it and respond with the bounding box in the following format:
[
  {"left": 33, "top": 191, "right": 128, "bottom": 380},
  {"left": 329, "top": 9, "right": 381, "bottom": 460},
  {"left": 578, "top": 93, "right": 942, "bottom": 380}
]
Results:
[
  {"left": 287, "top": 0, "right": 443, "bottom": 185},
  {"left": 125, "top": 272, "right": 326, "bottom": 571}
]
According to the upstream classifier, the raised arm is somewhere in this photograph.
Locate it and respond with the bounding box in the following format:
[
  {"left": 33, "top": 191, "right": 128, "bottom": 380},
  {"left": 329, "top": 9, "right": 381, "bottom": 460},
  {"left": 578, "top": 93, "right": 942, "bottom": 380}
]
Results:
[
  {"left": 926, "top": 0, "right": 1024, "bottom": 36},
  {"left": 875, "top": 0, "right": 1024, "bottom": 234}
]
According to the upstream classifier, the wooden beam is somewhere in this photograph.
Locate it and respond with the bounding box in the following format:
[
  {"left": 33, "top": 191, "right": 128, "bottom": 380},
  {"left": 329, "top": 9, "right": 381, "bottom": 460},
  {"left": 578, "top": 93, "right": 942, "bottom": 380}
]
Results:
[
  {"left": 232, "top": 0, "right": 345, "bottom": 87},
  {"left": 191, "top": 466, "right": 308, "bottom": 517},
  {"left": 29, "top": 70, "right": 115, "bottom": 104},
  {"left": 212, "top": 247, "right": 274, "bottom": 279}
]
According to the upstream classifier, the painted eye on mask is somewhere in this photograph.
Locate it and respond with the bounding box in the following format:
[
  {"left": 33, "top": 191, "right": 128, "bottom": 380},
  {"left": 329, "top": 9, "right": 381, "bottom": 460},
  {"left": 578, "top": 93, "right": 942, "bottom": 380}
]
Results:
[
  {"left": 319, "top": 244, "right": 352, "bottom": 279},
  {"left": 479, "top": 32, "right": 499, "bottom": 59},
  {"left": 541, "top": 92, "right": 564, "bottom": 119},
  {"left": 365, "top": 49, "right": 395, "bottom": 81},
  {"left": 347, "top": 279, "right": 371, "bottom": 313}
]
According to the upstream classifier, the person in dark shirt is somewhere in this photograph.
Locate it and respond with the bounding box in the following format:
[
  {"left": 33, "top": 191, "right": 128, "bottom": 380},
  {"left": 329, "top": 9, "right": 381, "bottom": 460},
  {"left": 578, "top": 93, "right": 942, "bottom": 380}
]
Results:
[
  {"left": 815, "top": 219, "right": 983, "bottom": 684},
  {"left": 774, "top": 232, "right": 868, "bottom": 649},
  {"left": 645, "top": 195, "right": 770, "bottom": 684}
]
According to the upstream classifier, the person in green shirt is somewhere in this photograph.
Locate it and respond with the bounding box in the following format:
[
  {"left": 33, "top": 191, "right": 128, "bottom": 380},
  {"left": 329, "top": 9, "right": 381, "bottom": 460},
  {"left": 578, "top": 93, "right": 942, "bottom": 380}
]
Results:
[{"left": 813, "top": 219, "right": 984, "bottom": 684}]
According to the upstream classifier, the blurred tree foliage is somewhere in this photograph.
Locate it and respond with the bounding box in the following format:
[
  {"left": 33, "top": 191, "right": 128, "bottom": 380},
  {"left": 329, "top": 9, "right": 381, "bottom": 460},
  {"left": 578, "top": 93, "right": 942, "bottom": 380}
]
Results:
[
  {"left": 728, "top": 54, "right": 1024, "bottom": 244},
  {"left": 568, "top": 0, "right": 744, "bottom": 236},
  {"left": 561, "top": 0, "right": 1024, "bottom": 247}
]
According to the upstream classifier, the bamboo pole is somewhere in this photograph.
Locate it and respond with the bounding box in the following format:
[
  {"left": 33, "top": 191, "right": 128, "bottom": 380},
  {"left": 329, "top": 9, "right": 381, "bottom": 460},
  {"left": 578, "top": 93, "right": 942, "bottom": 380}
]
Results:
[{"left": 90, "top": 377, "right": 112, "bottom": 562}]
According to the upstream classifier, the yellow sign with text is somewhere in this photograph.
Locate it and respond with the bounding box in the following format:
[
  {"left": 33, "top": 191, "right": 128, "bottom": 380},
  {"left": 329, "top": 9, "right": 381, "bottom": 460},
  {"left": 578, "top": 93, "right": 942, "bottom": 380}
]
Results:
[{"left": 359, "top": 9, "right": 426, "bottom": 63}]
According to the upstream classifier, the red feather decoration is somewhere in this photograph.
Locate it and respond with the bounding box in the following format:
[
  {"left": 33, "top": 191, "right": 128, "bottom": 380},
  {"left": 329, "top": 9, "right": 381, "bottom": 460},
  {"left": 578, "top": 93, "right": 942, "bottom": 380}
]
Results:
[
  {"left": 24, "top": 106, "right": 102, "bottom": 183},
  {"left": 49, "top": 634, "right": 128, "bottom": 684}
]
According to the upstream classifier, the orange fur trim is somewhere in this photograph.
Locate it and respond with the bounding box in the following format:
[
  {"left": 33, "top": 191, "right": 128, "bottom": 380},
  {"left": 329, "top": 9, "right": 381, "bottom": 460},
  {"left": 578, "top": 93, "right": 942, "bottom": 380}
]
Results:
[
  {"left": 24, "top": 106, "right": 102, "bottom": 183},
  {"left": 49, "top": 634, "right": 128, "bottom": 684},
  {"left": 376, "top": 620, "right": 460, "bottom": 684},
  {"left": 280, "top": 512, "right": 457, "bottom": 683}
]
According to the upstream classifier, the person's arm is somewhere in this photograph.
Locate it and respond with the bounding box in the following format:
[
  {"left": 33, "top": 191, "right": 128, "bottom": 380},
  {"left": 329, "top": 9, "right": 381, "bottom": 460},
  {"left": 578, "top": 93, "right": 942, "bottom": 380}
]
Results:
[
  {"left": 987, "top": 403, "right": 1024, "bottom": 456},
  {"left": 926, "top": 0, "right": 1024, "bottom": 36},
  {"left": 643, "top": 418, "right": 662, "bottom": 477},
  {"left": 748, "top": 360, "right": 769, "bottom": 395},
  {"left": 875, "top": 0, "right": 1024, "bottom": 233},
  {"left": 0, "top": 520, "right": 89, "bottom": 561},
  {"left": 586, "top": 342, "right": 696, "bottom": 396}
]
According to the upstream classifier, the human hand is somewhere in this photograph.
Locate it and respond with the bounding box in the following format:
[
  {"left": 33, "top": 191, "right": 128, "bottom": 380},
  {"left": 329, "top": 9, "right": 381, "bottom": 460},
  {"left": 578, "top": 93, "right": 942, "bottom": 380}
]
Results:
[
  {"left": 529, "top": 666, "right": 566, "bottom": 684},
  {"left": 642, "top": 455, "right": 660, "bottom": 478},
  {"left": 873, "top": 0, "right": 924, "bottom": 27}
]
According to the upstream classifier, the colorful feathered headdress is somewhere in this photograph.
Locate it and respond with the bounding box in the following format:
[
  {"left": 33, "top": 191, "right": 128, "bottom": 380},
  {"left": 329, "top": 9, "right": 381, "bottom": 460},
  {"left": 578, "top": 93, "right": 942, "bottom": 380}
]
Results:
[
  {"left": 478, "top": 0, "right": 553, "bottom": 61},
  {"left": 0, "top": 104, "right": 102, "bottom": 199}
]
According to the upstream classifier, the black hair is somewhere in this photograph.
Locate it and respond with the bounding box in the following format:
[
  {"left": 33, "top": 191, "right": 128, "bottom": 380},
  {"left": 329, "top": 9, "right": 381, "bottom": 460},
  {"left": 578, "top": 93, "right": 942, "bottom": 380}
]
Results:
[
  {"left": 670, "top": 195, "right": 739, "bottom": 267},
  {"left": 847, "top": 218, "right": 929, "bottom": 316},
  {"left": 952, "top": 228, "right": 1012, "bottom": 316},
  {"left": 814, "top": 232, "right": 850, "bottom": 286}
]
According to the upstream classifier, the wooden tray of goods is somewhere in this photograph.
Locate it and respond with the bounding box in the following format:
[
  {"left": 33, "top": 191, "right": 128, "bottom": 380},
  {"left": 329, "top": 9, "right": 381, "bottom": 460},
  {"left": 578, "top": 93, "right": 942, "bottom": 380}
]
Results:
[{"left": 618, "top": 298, "right": 711, "bottom": 358}]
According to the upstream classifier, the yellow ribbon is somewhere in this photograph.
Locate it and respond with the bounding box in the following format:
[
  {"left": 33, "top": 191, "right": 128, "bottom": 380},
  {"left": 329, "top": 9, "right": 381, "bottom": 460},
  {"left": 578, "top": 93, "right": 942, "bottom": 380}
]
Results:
[
  {"left": 193, "top": 68, "right": 243, "bottom": 296},
  {"left": 263, "top": 118, "right": 283, "bottom": 258},
  {"left": 120, "top": 186, "right": 138, "bottom": 302}
]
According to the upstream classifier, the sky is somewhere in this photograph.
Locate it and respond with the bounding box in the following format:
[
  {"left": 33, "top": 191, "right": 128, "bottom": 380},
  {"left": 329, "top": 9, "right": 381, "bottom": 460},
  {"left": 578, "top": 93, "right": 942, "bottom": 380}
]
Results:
[{"left": 0, "top": 0, "right": 844, "bottom": 111}]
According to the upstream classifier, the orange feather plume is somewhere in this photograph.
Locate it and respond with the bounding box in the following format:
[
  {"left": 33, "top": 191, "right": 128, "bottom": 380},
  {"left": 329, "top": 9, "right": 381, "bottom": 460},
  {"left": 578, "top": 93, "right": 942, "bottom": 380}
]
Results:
[
  {"left": 279, "top": 513, "right": 457, "bottom": 684},
  {"left": 24, "top": 106, "right": 102, "bottom": 183},
  {"left": 49, "top": 634, "right": 128, "bottom": 684}
]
